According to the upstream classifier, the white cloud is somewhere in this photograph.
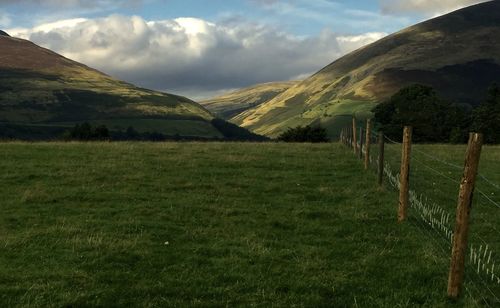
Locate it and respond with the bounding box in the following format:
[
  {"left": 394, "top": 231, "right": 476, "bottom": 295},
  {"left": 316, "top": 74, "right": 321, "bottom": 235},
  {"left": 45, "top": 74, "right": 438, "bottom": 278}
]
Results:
[
  {"left": 337, "top": 32, "right": 387, "bottom": 54},
  {"left": 8, "top": 15, "right": 386, "bottom": 99},
  {"left": 380, "top": 0, "right": 489, "bottom": 15},
  {"left": 11, "top": 18, "right": 88, "bottom": 37}
]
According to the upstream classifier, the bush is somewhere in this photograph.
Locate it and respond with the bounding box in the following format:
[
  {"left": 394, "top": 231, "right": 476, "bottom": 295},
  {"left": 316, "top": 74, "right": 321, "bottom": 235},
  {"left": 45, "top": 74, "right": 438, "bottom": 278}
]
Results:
[
  {"left": 64, "top": 122, "right": 109, "bottom": 141},
  {"left": 277, "top": 125, "right": 329, "bottom": 143}
]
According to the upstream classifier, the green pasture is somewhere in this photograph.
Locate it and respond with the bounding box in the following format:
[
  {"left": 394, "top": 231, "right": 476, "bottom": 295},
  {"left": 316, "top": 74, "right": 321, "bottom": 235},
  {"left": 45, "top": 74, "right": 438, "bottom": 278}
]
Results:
[{"left": 1, "top": 142, "right": 498, "bottom": 307}]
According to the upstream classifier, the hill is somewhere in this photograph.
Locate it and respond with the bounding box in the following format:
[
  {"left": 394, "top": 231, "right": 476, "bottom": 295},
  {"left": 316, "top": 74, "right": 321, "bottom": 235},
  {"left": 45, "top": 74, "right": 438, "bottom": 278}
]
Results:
[
  {"left": 0, "top": 33, "right": 255, "bottom": 140},
  {"left": 232, "top": 0, "right": 500, "bottom": 138},
  {"left": 200, "top": 81, "right": 298, "bottom": 120}
]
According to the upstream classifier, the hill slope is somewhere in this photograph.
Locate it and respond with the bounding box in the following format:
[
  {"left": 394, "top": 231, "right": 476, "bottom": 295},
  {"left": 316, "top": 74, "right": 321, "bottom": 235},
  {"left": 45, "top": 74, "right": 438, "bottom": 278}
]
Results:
[
  {"left": 0, "top": 34, "right": 225, "bottom": 139},
  {"left": 233, "top": 0, "right": 500, "bottom": 138},
  {"left": 201, "top": 81, "right": 298, "bottom": 120}
]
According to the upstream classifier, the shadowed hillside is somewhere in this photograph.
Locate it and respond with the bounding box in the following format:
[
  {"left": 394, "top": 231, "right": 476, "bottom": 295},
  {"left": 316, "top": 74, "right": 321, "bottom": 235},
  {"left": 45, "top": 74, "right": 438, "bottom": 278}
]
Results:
[
  {"left": 232, "top": 0, "right": 500, "bottom": 138},
  {"left": 0, "top": 33, "right": 233, "bottom": 139}
]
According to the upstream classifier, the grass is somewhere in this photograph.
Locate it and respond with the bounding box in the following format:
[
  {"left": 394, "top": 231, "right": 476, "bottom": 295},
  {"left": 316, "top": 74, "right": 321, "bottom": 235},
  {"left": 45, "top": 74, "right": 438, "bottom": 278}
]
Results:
[
  {"left": 0, "top": 142, "right": 493, "bottom": 307},
  {"left": 378, "top": 142, "right": 500, "bottom": 305}
]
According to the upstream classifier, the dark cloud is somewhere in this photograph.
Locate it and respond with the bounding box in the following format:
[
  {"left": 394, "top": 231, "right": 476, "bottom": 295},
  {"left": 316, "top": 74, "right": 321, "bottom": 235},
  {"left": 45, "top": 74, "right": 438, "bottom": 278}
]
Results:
[{"left": 10, "top": 15, "right": 385, "bottom": 99}]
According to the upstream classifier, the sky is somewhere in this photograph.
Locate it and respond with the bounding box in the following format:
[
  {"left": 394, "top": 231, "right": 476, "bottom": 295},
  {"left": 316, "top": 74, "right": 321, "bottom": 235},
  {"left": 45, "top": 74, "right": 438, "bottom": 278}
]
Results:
[{"left": 0, "top": 0, "right": 489, "bottom": 100}]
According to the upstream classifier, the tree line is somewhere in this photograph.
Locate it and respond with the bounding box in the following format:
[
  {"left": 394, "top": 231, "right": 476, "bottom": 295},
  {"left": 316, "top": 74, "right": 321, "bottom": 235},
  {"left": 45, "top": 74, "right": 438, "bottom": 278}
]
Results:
[
  {"left": 63, "top": 119, "right": 269, "bottom": 142},
  {"left": 372, "top": 83, "right": 500, "bottom": 144}
]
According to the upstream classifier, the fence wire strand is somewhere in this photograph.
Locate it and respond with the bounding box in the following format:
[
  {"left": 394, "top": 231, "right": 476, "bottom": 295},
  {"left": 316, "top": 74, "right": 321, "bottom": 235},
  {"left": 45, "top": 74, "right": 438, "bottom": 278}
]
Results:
[{"left": 341, "top": 125, "right": 500, "bottom": 304}]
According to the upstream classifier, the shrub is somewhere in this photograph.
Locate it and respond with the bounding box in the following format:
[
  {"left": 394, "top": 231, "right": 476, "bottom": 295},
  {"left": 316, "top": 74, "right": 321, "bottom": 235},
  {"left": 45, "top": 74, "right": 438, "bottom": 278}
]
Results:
[
  {"left": 277, "top": 125, "right": 329, "bottom": 143},
  {"left": 64, "top": 122, "right": 110, "bottom": 141}
]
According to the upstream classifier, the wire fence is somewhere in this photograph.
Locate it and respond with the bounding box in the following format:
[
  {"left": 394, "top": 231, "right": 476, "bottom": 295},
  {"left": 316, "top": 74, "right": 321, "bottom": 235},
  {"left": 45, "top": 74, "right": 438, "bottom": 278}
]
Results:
[{"left": 340, "top": 122, "right": 500, "bottom": 306}]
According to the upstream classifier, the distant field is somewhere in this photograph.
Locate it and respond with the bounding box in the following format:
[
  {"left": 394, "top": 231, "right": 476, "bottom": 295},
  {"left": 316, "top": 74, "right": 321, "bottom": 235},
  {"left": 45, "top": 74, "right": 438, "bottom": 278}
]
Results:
[
  {"left": 0, "top": 119, "right": 224, "bottom": 140},
  {"left": 0, "top": 142, "right": 497, "bottom": 306}
]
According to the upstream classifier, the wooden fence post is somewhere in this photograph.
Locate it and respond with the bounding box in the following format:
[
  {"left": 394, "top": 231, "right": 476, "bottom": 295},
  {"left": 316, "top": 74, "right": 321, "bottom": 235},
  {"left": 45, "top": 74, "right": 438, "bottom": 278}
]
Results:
[
  {"left": 344, "top": 128, "right": 347, "bottom": 146},
  {"left": 447, "top": 133, "right": 483, "bottom": 299},
  {"left": 345, "top": 127, "right": 348, "bottom": 146},
  {"left": 377, "top": 131, "right": 385, "bottom": 186},
  {"left": 347, "top": 127, "right": 351, "bottom": 148},
  {"left": 398, "top": 126, "right": 412, "bottom": 223},
  {"left": 359, "top": 127, "right": 364, "bottom": 160},
  {"left": 365, "top": 119, "right": 372, "bottom": 170},
  {"left": 352, "top": 118, "right": 357, "bottom": 155}
]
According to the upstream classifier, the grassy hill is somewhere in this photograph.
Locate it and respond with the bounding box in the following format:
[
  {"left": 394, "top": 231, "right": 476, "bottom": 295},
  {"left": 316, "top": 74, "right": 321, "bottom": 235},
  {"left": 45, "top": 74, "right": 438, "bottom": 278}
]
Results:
[
  {"left": 233, "top": 0, "right": 500, "bottom": 138},
  {"left": 200, "top": 81, "right": 298, "bottom": 120},
  {"left": 2, "top": 142, "right": 499, "bottom": 306},
  {"left": 0, "top": 34, "right": 242, "bottom": 140}
]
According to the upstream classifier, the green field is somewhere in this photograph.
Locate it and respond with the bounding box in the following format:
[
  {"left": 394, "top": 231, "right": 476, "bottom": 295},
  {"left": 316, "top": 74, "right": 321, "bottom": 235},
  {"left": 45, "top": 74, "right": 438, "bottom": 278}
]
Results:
[{"left": 0, "top": 142, "right": 498, "bottom": 307}]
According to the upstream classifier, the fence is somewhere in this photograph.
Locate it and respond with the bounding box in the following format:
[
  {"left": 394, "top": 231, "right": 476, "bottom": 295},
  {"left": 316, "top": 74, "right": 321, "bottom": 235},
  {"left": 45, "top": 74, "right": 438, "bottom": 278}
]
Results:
[{"left": 340, "top": 119, "right": 500, "bottom": 306}]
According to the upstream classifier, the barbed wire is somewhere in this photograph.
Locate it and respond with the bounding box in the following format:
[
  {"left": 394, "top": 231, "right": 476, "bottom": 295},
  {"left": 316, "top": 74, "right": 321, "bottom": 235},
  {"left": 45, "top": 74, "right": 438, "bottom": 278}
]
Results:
[
  {"left": 362, "top": 131, "right": 500, "bottom": 195},
  {"left": 468, "top": 263, "right": 500, "bottom": 304},
  {"left": 478, "top": 174, "right": 500, "bottom": 192},
  {"left": 412, "top": 147, "right": 500, "bottom": 193},
  {"left": 476, "top": 189, "right": 500, "bottom": 209},
  {"left": 464, "top": 282, "right": 493, "bottom": 308},
  {"left": 412, "top": 147, "right": 463, "bottom": 170},
  {"left": 340, "top": 125, "right": 500, "bottom": 301},
  {"left": 383, "top": 134, "right": 401, "bottom": 145},
  {"left": 410, "top": 217, "right": 497, "bottom": 306},
  {"left": 410, "top": 197, "right": 500, "bottom": 305},
  {"left": 410, "top": 156, "right": 461, "bottom": 185},
  {"left": 471, "top": 215, "right": 500, "bottom": 237},
  {"left": 405, "top": 217, "right": 496, "bottom": 303}
]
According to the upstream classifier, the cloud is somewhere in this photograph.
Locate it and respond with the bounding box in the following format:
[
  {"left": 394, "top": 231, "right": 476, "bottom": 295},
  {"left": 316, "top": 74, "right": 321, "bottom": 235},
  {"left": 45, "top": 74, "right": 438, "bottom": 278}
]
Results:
[
  {"left": 336, "top": 32, "right": 387, "bottom": 54},
  {"left": 380, "top": 0, "right": 489, "bottom": 15},
  {"left": 8, "top": 15, "right": 386, "bottom": 99}
]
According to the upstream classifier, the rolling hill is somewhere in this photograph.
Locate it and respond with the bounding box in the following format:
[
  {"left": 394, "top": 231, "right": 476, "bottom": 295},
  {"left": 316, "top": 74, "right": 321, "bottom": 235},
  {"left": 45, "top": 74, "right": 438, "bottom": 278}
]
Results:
[
  {"left": 232, "top": 0, "right": 500, "bottom": 138},
  {"left": 0, "top": 33, "right": 251, "bottom": 140},
  {"left": 201, "top": 81, "right": 298, "bottom": 120}
]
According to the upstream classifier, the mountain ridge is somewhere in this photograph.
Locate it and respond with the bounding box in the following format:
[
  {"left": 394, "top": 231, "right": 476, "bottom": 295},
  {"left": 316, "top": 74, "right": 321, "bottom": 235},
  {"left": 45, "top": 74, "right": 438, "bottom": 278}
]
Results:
[
  {"left": 0, "top": 34, "right": 240, "bottom": 139},
  {"left": 232, "top": 0, "right": 500, "bottom": 138},
  {"left": 201, "top": 81, "right": 299, "bottom": 120}
]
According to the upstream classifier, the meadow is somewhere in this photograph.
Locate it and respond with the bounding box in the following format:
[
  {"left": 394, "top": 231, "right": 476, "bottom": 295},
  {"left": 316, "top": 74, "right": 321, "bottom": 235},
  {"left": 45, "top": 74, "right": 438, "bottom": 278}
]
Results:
[{"left": 0, "top": 142, "right": 498, "bottom": 307}]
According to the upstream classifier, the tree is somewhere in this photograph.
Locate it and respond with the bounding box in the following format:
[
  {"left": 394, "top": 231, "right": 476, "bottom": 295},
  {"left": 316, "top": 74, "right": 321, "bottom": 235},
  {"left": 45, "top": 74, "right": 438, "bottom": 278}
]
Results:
[
  {"left": 472, "top": 83, "right": 500, "bottom": 144},
  {"left": 64, "top": 123, "right": 110, "bottom": 141},
  {"left": 94, "top": 125, "right": 110, "bottom": 140},
  {"left": 126, "top": 126, "right": 139, "bottom": 140},
  {"left": 372, "top": 84, "right": 469, "bottom": 143},
  {"left": 78, "top": 122, "right": 93, "bottom": 140},
  {"left": 277, "top": 125, "right": 329, "bottom": 143}
]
